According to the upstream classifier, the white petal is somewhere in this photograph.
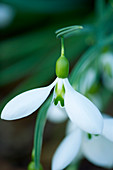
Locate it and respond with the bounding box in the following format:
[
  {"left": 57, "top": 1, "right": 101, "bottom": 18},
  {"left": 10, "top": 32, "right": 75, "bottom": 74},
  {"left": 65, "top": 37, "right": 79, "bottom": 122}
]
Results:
[
  {"left": 65, "top": 121, "right": 84, "bottom": 163},
  {"left": 63, "top": 79, "right": 103, "bottom": 134},
  {"left": 47, "top": 102, "right": 67, "bottom": 123},
  {"left": 72, "top": 147, "right": 83, "bottom": 165},
  {"left": 66, "top": 120, "right": 77, "bottom": 135},
  {"left": 102, "top": 118, "right": 113, "bottom": 142},
  {"left": 82, "top": 135, "right": 113, "bottom": 168},
  {"left": 1, "top": 78, "right": 58, "bottom": 120},
  {"left": 57, "top": 78, "right": 64, "bottom": 90},
  {"left": 52, "top": 129, "right": 82, "bottom": 170}
]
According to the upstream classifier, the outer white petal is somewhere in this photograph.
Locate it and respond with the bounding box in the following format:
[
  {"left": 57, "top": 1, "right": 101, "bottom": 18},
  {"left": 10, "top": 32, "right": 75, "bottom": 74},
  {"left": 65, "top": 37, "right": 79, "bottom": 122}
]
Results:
[
  {"left": 63, "top": 79, "right": 103, "bottom": 134},
  {"left": 66, "top": 121, "right": 84, "bottom": 164},
  {"left": 52, "top": 129, "right": 82, "bottom": 170},
  {"left": 82, "top": 135, "right": 113, "bottom": 168},
  {"left": 1, "top": 78, "right": 58, "bottom": 120},
  {"left": 47, "top": 102, "right": 67, "bottom": 123},
  {"left": 66, "top": 120, "right": 77, "bottom": 135},
  {"left": 102, "top": 118, "right": 113, "bottom": 142}
]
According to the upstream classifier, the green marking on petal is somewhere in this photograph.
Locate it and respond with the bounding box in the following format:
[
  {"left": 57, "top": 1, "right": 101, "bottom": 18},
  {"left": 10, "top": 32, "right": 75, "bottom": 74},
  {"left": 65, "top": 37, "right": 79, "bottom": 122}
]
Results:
[
  {"left": 87, "top": 133, "right": 92, "bottom": 139},
  {"left": 54, "top": 82, "right": 65, "bottom": 107},
  {"left": 55, "top": 83, "right": 65, "bottom": 96},
  {"left": 87, "top": 134, "right": 99, "bottom": 140},
  {"left": 54, "top": 95, "right": 64, "bottom": 107},
  {"left": 94, "top": 134, "right": 99, "bottom": 136}
]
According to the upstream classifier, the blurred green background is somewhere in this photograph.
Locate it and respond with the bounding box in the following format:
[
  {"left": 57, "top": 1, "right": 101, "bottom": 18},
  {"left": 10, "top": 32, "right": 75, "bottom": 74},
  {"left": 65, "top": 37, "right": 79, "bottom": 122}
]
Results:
[{"left": 0, "top": 0, "right": 113, "bottom": 169}]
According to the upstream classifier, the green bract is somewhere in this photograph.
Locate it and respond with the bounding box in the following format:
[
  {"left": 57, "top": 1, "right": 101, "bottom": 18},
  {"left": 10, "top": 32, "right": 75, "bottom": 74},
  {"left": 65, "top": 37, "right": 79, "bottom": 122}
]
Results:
[
  {"left": 28, "top": 161, "right": 43, "bottom": 170},
  {"left": 28, "top": 161, "right": 35, "bottom": 170},
  {"left": 56, "top": 56, "right": 69, "bottom": 78},
  {"left": 32, "top": 149, "right": 35, "bottom": 161}
]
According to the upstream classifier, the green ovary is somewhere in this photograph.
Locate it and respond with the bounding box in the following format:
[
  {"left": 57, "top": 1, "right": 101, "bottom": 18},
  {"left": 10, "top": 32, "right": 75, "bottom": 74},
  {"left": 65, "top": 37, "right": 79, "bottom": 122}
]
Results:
[{"left": 56, "top": 56, "right": 69, "bottom": 78}]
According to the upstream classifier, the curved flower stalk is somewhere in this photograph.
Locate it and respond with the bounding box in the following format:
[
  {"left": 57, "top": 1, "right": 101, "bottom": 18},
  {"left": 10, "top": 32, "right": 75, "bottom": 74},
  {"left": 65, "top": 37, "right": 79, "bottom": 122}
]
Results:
[
  {"left": 1, "top": 36, "right": 103, "bottom": 134},
  {"left": 52, "top": 117, "right": 113, "bottom": 170},
  {"left": 100, "top": 52, "right": 113, "bottom": 91}
]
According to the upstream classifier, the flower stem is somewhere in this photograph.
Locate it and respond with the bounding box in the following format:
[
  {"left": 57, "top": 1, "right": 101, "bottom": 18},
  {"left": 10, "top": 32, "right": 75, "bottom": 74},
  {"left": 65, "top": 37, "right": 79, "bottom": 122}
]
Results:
[
  {"left": 34, "top": 97, "right": 51, "bottom": 170},
  {"left": 95, "top": 0, "right": 106, "bottom": 43},
  {"left": 61, "top": 37, "right": 65, "bottom": 56}
]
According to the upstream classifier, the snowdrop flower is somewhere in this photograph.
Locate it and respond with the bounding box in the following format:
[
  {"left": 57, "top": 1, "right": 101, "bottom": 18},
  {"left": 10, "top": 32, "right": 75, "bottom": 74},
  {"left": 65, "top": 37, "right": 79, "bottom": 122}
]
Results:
[
  {"left": 100, "top": 52, "right": 113, "bottom": 91},
  {"left": 52, "top": 117, "right": 113, "bottom": 170},
  {"left": 1, "top": 76, "right": 103, "bottom": 134},
  {"left": 1, "top": 38, "right": 103, "bottom": 134}
]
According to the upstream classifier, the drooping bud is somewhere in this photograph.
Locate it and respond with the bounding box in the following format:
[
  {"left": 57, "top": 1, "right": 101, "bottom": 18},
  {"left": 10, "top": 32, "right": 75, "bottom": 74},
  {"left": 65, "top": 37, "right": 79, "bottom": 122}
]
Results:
[{"left": 56, "top": 56, "right": 69, "bottom": 78}]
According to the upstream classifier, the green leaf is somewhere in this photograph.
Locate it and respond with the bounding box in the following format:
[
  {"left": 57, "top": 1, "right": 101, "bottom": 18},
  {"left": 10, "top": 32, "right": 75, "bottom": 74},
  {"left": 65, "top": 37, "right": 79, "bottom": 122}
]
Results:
[
  {"left": 0, "top": 42, "right": 57, "bottom": 85},
  {"left": 70, "top": 45, "right": 100, "bottom": 86},
  {"left": 56, "top": 25, "right": 83, "bottom": 38},
  {"left": 34, "top": 97, "right": 51, "bottom": 169},
  {"left": 0, "top": 33, "right": 88, "bottom": 86},
  {"left": 0, "top": 27, "right": 55, "bottom": 62},
  {"left": 55, "top": 25, "right": 83, "bottom": 34},
  {"left": 99, "top": 33, "right": 113, "bottom": 47},
  {"left": 0, "top": 0, "right": 88, "bottom": 13},
  {"left": 70, "top": 34, "right": 113, "bottom": 89}
]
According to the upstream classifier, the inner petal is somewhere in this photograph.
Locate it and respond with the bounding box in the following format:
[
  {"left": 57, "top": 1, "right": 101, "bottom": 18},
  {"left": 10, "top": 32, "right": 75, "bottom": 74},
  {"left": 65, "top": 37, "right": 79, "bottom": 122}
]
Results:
[
  {"left": 54, "top": 95, "right": 64, "bottom": 107},
  {"left": 54, "top": 78, "right": 65, "bottom": 107}
]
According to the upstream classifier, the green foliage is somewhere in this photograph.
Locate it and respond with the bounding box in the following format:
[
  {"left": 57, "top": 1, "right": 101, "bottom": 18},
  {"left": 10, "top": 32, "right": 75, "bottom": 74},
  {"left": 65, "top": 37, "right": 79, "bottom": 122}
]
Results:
[
  {"left": 1, "top": 0, "right": 113, "bottom": 169},
  {"left": 55, "top": 25, "right": 83, "bottom": 38},
  {"left": 34, "top": 97, "right": 51, "bottom": 169}
]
